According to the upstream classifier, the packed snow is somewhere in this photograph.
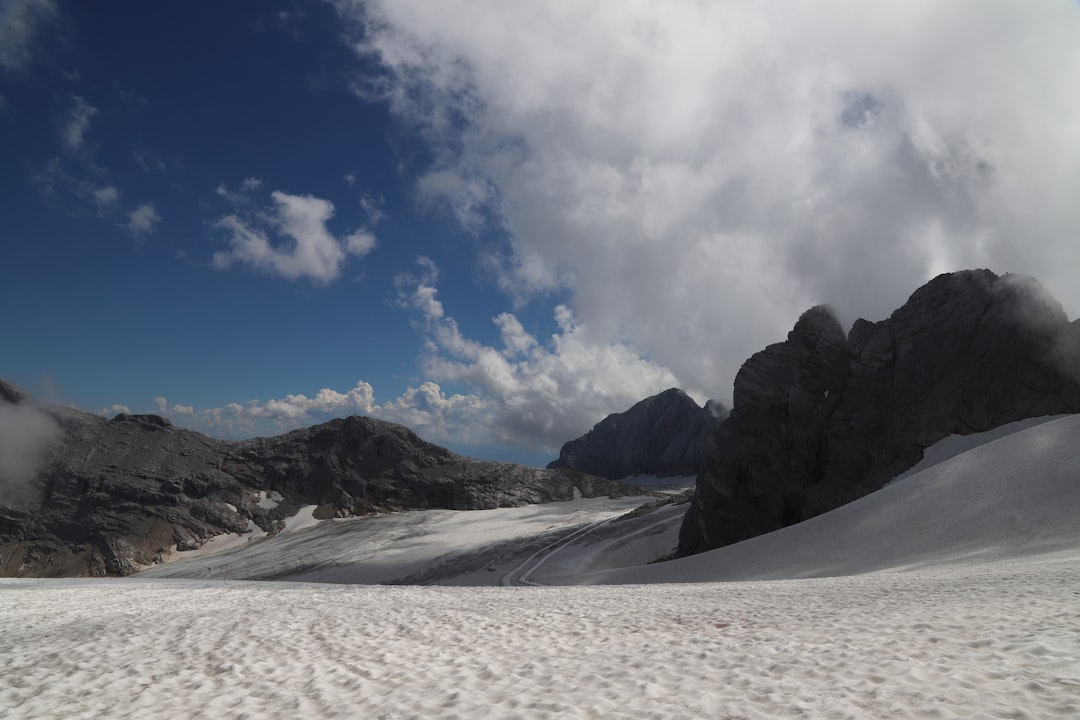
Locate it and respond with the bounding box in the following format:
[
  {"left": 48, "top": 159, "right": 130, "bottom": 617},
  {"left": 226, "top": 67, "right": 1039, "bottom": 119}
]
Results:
[{"left": 2, "top": 416, "right": 1079, "bottom": 719}]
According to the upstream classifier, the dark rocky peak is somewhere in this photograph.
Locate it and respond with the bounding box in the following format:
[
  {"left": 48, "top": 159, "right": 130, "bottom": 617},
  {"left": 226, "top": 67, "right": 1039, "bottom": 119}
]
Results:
[
  {"left": 549, "top": 388, "right": 726, "bottom": 479},
  {"left": 111, "top": 413, "right": 173, "bottom": 429},
  {"left": 731, "top": 305, "right": 850, "bottom": 438},
  {"left": 0, "top": 380, "right": 27, "bottom": 405},
  {"left": 680, "top": 269, "right": 1080, "bottom": 557}
]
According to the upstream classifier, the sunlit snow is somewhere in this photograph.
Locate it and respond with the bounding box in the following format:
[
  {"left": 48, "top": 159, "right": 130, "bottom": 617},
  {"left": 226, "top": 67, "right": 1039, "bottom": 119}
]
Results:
[{"left": 2, "top": 417, "right": 1079, "bottom": 719}]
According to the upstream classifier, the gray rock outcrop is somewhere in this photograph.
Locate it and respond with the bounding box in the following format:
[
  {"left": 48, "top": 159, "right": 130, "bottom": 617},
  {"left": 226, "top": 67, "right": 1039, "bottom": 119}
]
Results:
[
  {"left": 548, "top": 388, "right": 727, "bottom": 479},
  {"left": 680, "top": 269, "right": 1080, "bottom": 556},
  {"left": 0, "top": 397, "right": 640, "bottom": 577}
]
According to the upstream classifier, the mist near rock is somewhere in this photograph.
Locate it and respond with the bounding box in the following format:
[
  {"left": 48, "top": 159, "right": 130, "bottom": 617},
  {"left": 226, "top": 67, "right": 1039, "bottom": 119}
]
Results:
[{"left": 0, "top": 403, "right": 61, "bottom": 506}]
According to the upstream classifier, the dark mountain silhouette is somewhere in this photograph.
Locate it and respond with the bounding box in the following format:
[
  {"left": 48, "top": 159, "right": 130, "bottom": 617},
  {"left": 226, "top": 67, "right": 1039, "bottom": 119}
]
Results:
[
  {"left": 679, "top": 269, "right": 1080, "bottom": 556},
  {"left": 548, "top": 388, "right": 726, "bottom": 479}
]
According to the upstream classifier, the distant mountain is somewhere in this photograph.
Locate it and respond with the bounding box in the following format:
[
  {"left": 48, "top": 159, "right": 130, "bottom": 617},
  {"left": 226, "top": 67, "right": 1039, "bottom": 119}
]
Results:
[
  {"left": 0, "top": 392, "right": 640, "bottom": 578},
  {"left": 680, "top": 269, "right": 1080, "bottom": 556},
  {"left": 547, "top": 388, "right": 727, "bottom": 480}
]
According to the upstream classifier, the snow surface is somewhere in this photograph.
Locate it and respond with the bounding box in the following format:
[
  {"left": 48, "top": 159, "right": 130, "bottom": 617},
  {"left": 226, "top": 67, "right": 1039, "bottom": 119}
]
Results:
[{"left": 2, "top": 415, "right": 1079, "bottom": 718}]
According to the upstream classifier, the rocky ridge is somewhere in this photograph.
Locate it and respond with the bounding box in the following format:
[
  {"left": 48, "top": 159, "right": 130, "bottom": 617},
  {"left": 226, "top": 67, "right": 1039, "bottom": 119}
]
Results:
[
  {"left": 679, "top": 270, "right": 1080, "bottom": 556},
  {"left": 0, "top": 394, "right": 639, "bottom": 577},
  {"left": 548, "top": 388, "right": 727, "bottom": 479}
]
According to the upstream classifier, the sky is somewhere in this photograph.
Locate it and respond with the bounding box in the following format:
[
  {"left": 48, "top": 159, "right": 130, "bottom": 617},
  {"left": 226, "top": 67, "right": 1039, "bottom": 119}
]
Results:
[{"left": 2, "top": 1, "right": 1080, "bottom": 466}]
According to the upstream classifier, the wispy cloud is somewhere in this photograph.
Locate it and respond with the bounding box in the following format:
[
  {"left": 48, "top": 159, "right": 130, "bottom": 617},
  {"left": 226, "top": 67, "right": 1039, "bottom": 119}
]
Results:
[
  {"left": 0, "top": 0, "right": 59, "bottom": 74},
  {"left": 111, "top": 80, "right": 148, "bottom": 106},
  {"left": 126, "top": 203, "right": 160, "bottom": 235},
  {"left": 213, "top": 190, "right": 376, "bottom": 284},
  {"left": 92, "top": 185, "right": 118, "bottom": 208},
  {"left": 132, "top": 151, "right": 167, "bottom": 173},
  {"left": 341, "top": 0, "right": 1080, "bottom": 403},
  {"left": 61, "top": 95, "right": 96, "bottom": 152},
  {"left": 0, "top": 401, "right": 62, "bottom": 506}
]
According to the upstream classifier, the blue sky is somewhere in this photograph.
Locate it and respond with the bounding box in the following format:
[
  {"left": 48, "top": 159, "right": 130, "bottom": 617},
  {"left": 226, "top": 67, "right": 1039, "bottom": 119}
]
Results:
[{"left": 3, "top": 1, "right": 1080, "bottom": 466}]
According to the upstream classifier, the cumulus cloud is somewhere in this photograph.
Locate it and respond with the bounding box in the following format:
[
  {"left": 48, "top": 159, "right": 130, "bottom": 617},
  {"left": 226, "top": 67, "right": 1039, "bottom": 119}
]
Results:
[
  {"left": 0, "top": 0, "right": 58, "bottom": 74},
  {"left": 213, "top": 190, "right": 376, "bottom": 283},
  {"left": 155, "top": 382, "right": 380, "bottom": 440},
  {"left": 126, "top": 203, "right": 160, "bottom": 235},
  {"left": 340, "top": 0, "right": 1080, "bottom": 402},
  {"left": 147, "top": 257, "right": 681, "bottom": 451},
  {"left": 393, "top": 257, "right": 682, "bottom": 448},
  {"left": 61, "top": 95, "right": 96, "bottom": 151}
]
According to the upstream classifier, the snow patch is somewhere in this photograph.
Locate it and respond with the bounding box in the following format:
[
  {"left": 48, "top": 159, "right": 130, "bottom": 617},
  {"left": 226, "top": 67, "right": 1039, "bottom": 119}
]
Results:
[
  {"left": 163, "top": 521, "right": 267, "bottom": 564},
  {"left": 256, "top": 490, "right": 282, "bottom": 510},
  {"left": 280, "top": 505, "right": 320, "bottom": 534}
]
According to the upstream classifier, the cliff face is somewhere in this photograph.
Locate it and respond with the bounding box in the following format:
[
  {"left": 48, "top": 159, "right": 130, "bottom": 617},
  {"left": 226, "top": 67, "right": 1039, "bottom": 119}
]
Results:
[
  {"left": 0, "top": 400, "right": 635, "bottom": 578},
  {"left": 548, "top": 388, "right": 727, "bottom": 479},
  {"left": 680, "top": 270, "right": 1080, "bottom": 556}
]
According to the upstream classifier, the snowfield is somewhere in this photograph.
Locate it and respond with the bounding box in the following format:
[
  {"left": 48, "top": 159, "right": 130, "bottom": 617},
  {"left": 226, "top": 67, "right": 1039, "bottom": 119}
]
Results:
[{"left": 2, "top": 416, "right": 1079, "bottom": 719}]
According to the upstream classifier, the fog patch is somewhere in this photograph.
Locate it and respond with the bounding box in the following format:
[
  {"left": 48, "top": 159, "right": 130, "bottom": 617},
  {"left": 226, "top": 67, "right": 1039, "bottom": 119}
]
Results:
[
  {"left": 0, "top": 403, "right": 62, "bottom": 506},
  {"left": 997, "top": 273, "right": 1080, "bottom": 385}
]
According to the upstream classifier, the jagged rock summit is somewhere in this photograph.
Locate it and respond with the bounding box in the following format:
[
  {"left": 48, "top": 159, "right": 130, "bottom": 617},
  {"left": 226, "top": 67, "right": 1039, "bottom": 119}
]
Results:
[
  {"left": 548, "top": 388, "right": 727, "bottom": 480},
  {"left": 0, "top": 396, "right": 638, "bottom": 577},
  {"left": 680, "top": 269, "right": 1080, "bottom": 556}
]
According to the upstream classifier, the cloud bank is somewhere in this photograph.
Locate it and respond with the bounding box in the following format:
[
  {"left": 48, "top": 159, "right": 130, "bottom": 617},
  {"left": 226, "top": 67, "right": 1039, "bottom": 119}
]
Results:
[
  {"left": 141, "top": 256, "right": 679, "bottom": 452},
  {"left": 339, "top": 0, "right": 1080, "bottom": 405}
]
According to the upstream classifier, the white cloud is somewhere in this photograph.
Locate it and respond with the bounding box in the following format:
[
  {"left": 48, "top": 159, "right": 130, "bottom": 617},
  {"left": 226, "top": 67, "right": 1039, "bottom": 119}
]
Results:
[
  {"left": 158, "top": 381, "right": 381, "bottom": 440},
  {"left": 62, "top": 95, "right": 96, "bottom": 151},
  {"left": 392, "top": 258, "right": 681, "bottom": 449},
  {"left": 213, "top": 190, "right": 376, "bottom": 284},
  {"left": 147, "top": 256, "right": 681, "bottom": 451},
  {"left": 0, "top": 0, "right": 58, "bottom": 73},
  {"left": 342, "top": 0, "right": 1080, "bottom": 403},
  {"left": 0, "top": 402, "right": 61, "bottom": 505},
  {"left": 133, "top": 152, "right": 167, "bottom": 173},
  {"left": 127, "top": 203, "right": 160, "bottom": 235},
  {"left": 92, "top": 185, "right": 118, "bottom": 208},
  {"left": 359, "top": 193, "right": 385, "bottom": 225},
  {"left": 345, "top": 229, "right": 376, "bottom": 256},
  {"left": 97, "top": 403, "right": 131, "bottom": 416}
]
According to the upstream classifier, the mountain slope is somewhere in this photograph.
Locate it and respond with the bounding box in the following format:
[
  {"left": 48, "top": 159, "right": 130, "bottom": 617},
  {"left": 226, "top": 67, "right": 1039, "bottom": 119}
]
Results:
[
  {"left": 548, "top": 388, "right": 726, "bottom": 479},
  {"left": 0, "top": 395, "right": 636, "bottom": 578},
  {"left": 566, "top": 411, "right": 1080, "bottom": 584},
  {"left": 680, "top": 269, "right": 1080, "bottom": 555}
]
